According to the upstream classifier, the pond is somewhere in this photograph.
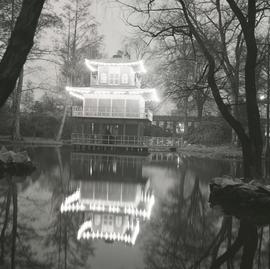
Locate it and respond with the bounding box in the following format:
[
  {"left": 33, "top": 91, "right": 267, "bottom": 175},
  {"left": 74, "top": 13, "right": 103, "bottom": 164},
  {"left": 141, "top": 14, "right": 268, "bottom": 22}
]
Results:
[{"left": 0, "top": 147, "right": 268, "bottom": 268}]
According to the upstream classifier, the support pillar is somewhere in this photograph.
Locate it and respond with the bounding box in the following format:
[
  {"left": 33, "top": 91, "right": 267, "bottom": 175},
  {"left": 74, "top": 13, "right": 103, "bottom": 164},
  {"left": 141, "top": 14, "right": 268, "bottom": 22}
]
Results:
[
  {"left": 123, "top": 123, "right": 126, "bottom": 136},
  {"left": 173, "top": 121, "right": 176, "bottom": 136}
]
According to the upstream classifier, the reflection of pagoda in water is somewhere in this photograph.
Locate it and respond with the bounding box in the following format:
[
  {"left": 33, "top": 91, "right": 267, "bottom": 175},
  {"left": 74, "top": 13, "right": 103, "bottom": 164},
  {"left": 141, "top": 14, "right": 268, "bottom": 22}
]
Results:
[{"left": 60, "top": 152, "right": 155, "bottom": 245}]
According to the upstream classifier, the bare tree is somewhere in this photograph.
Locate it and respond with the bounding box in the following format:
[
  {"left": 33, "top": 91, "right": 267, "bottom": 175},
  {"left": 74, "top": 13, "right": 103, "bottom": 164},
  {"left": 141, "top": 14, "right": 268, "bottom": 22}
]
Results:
[
  {"left": 0, "top": 0, "right": 62, "bottom": 140},
  {"left": 0, "top": 0, "right": 45, "bottom": 107},
  {"left": 178, "top": 0, "right": 262, "bottom": 178},
  {"left": 56, "top": 0, "right": 103, "bottom": 141},
  {"left": 118, "top": 0, "right": 270, "bottom": 178}
]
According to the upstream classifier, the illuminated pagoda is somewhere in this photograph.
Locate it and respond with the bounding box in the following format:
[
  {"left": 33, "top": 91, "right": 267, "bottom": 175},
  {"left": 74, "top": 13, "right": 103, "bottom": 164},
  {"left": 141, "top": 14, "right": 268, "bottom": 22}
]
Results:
[
  {"left": 76, "top": 214, "right": 140, "bottom": 245},
  {"left": 60, "top": 153, "right": 155, "bottom": 245},
  {"left": 67, "top": 58, "right": 158, "bottom": 151},
  {"left": 60, "top": 179, "right": 154, "bottom": 245},
  {"left": 60, "top": 180, "right": 155, "bottom": 218}
]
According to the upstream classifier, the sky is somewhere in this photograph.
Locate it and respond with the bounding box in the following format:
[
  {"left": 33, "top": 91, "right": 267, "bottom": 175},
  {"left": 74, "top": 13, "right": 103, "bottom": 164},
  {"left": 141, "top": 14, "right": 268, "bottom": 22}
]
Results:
[
  {"left": 92, "top": 0, "right": 133, "bottom": 57},
  {"left": 29, "top": 1, "right": 133, "bottom": 98},
  {"left": 25, "top": 1, "right": 174, "bottom": 114},
  {"left": 29, "top": 0, "right": 173, "bottom": 113}
]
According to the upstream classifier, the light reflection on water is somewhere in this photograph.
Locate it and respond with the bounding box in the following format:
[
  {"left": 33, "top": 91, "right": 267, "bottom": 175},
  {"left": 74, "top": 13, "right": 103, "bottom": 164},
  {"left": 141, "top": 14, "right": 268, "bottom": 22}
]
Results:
[
  {"left": 60, "top": 152, "right": 155, "bottom": 245},
  {"left": 1, "top": 147, "right": 269, "bottom": 269}
]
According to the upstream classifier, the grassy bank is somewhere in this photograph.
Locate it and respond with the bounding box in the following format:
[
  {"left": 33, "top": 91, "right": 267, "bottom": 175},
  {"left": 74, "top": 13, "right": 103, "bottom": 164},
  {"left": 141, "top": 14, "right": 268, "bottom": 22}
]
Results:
[
  {"left": 0, "top": 135, "right": 63, "bottom": 147},
  {"left": 179, "top": 144, "right": 242, "bottom": 159}
]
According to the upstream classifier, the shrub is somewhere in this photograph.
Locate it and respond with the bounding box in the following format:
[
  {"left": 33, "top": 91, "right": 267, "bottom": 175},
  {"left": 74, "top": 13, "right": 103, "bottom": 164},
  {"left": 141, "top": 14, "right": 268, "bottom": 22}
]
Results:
[
  {"left": 20, "top": 114, "right": 60, "bottom": 138},
  {"left": 186, "top": 120, "right": 231, "bottom": 145}
]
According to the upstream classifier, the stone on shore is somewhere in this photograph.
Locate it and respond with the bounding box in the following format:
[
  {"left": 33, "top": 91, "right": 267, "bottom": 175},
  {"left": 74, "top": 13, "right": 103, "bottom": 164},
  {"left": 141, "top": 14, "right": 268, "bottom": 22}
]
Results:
[
  {"left": 0, "top": 146, "right": 35, "bottom": 177},
  {"left": 209, "top": 177, "right": 270, "bottom": 225}
]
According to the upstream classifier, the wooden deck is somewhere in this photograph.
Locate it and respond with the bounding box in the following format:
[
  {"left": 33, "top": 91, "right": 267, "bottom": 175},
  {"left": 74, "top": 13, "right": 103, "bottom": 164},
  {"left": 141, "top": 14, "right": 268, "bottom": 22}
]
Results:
[{"left": 71, "top": 133, "right": 182, "bottom": 150}]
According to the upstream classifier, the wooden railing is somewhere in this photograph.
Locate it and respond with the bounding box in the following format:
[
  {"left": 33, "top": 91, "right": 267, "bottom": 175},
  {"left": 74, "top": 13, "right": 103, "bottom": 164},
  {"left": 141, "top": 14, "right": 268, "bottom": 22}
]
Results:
[{"left": 71, "top": 133, "right": 182, "bottom": 148}]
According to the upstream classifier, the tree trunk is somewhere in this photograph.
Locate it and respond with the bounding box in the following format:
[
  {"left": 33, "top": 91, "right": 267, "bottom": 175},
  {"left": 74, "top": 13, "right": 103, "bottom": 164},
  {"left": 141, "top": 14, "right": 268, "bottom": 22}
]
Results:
[
  {"left": 12, "top": 68, "right": 23, "bottom": 140},
  {"left": 56, "top": 96, "right": 69, "bottom": 142},
  {"left": 231, "top": 85, "right": 240, "bottom": 146},
  {"left": 244, "top": 35, "right": 262, "bottom": 178},
  {"left": 0, "top": 188, "right": 11, "bottom": 264},
  {"left": 10, "top": 182, "right": 17, "bottom": 269},
  {"left": 0, "top": 0, "right": 45, "bottom": 107},
  {"left": 196, "top": 97, "right": 203, "bottom": 121},
  {"left": 209, "top": 177, "right": 264, "bottom": 268},
  {"left": 179, "top": 0, "right": 262, "bottom": 179},
  {"left": 56, "top": 5, "right": 74, "bottom": 143},
  {"left": 64, "top": 219, "right": 67, "bottom": 269},
  {"left": 242, "top": 140, "right": 257, "bottom": 180},
  {"left": 226, "top": 0, "right": 263, "bottom": 178},
  {"left": 183, "top": 96, "right": 188, "bottom": 136},
  {"left": 210, "top": 220, "right": 257, "bottom": 269}
]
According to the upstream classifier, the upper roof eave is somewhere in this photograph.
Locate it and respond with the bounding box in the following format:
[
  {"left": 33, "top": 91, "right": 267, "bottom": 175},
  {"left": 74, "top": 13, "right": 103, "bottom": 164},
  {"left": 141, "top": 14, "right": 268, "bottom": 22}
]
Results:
[
  {"left": 66, "top": 86, "right": 156, "bottom": 94},
  {"left": 85, "top": 58, "right": 147, "bottom": 73},
  {"left": 66, "top": 86, "right": 159, "bottom": 101}
]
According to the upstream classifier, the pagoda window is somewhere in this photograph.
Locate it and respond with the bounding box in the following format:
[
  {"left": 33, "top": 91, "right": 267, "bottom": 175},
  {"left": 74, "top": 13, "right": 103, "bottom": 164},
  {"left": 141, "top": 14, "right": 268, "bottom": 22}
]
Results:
[
  {"left": 108, "top": 66, "right": 120, "bottom": 85},
  {"left": 98, "top": 99, "right": 111, "bottom": 116},
  {"left": 84, "top": 98, "right": 98, "bottom": 116},
  {"left": 94, "top": 214, "right": 101, "bottom": 226},
  {"left": 115, "top": 216, "right": 123, "bottom": 228},
  {"left": 108, "top": 215, "right": 113, "bottom": 226},
  {"left": 109, "top": 73, "right": 120, "bottom": 85},
  {"left": 81, "top": 182, "right": 94, "bottom": 200},
  {"left": 103, "top": 215, "right": 108, "bottom": 225},
  {"left": 126, "top": 99, "right": 139, "bottom": 117},
  {"left": 100, "top": 72, "right": 107, "bottom": 84},
  {"left": 95, "top": 182, "right": 107, "bottom": 200},
  {"left": 121, "top": 73, "right": 128, "bottom": 84},
  {"left": 91, "top": 72, "right": 98, "bottom": 86},
  {"left": 112, "top": 99, "right": 125, "bottom": 117},
  {"left": 103, "top": 214, "right": 113, "bottom": 229}
]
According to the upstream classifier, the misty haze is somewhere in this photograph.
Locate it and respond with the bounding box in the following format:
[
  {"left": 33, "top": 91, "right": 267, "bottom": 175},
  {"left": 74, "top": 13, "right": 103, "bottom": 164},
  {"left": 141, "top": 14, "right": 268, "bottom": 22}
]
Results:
[{"left": 0, "top": 0, "right": 270, "bottom": 268}]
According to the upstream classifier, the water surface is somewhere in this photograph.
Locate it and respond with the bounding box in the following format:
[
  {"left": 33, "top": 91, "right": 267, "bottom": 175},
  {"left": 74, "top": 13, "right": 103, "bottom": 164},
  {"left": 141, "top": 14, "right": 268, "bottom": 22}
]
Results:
[{"left": 0, "top": 147, "right": 268, "bottom": 269}]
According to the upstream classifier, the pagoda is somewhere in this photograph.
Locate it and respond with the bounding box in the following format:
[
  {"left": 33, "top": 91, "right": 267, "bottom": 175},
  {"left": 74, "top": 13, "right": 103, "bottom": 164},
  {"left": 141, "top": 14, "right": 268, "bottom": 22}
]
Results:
[
  {"left": 60, "top": 153, "right": 155, "bottom": 245},
  {"left": 67, "top": 58, "right": 158, "bottom": 151},
  {"left": 60, "top": 179, "right": 154, "bottom": 245}
]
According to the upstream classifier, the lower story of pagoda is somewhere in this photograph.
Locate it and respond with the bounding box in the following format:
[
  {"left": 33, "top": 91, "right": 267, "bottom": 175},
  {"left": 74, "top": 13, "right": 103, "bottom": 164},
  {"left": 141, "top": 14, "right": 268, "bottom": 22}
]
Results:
[{"left": 70, "top": 117, "right": 182, "bottom": 153}]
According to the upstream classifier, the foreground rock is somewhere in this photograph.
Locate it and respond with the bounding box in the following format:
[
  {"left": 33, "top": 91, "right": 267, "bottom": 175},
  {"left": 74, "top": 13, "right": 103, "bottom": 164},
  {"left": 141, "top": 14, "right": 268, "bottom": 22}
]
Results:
[
  {"left": 0, "top": 146, "right": 35, "bottom": 177},
  {"left": 209, "top": 177, "right": 270, "bottom": 225}
]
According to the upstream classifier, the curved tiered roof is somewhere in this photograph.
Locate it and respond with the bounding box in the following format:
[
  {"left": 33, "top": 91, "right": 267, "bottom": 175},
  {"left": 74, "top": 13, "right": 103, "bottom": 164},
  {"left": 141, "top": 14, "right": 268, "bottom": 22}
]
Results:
[
  {"left": 85, "top": 58, "right": 147, "bottom": 73},
  {"left": 60, "top": 182, "right": 155, "bottom": 219},
  {"left": 77, "top": 218, "right": 140, "bottom": 245},
  {"left": 66, "top": 86, "right": 159, "bottom": 101},
  {"left": 60, "top": 180, "right": 155, "bottom": 245}
]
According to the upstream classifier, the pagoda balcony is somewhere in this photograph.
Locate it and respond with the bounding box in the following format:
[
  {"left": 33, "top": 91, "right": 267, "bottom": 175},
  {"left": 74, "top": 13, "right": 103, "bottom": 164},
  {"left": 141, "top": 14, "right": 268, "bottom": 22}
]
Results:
[{"left": 71, "top": 106, "right": 153, "bottom": 121}]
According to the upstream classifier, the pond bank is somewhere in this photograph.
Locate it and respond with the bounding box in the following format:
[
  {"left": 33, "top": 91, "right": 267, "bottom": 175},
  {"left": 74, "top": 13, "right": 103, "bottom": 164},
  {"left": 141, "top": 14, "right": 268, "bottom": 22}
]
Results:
[
  {"left": 0, "top": 135, "right": 242, "bottom": 159},
  {"left": 0, "top": 135, "right": 63, "bottom": 147},
  {"left": 179, "top": 144, "right": 242, "bottom": 160}
]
